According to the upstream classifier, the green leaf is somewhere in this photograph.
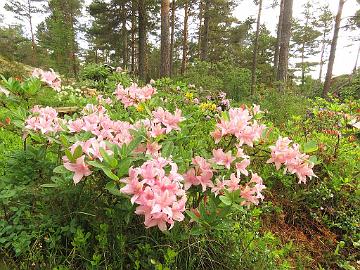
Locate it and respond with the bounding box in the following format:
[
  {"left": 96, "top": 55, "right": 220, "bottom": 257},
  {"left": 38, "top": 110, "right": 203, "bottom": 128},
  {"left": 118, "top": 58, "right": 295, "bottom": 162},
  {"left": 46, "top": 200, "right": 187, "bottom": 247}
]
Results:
[
  {"left": 53, "top": 165, "right": 68, "bottom": 174},
  {"left": 105, "top": 182, "right": 122, "bottom": 196},
  {"left": 219, "top": 195, "right": 232, "bottom": 206},
  {"left": 72, "top": 145, "right": 83, "bottom": 159},
  {"left": 161, "top": 141, "right": 174, "bottom": 158},
  {"left": 186, "top": 210, "right": 200, "bottom": 222},
  {"left": 118, "top": 158, "right": 132, "bottom": 177},
  {"left": 102, "top": 168, "right": 119, "bottom": 181},
  {"left": 303, "top": 140, "right": 318, "bottom": 153},
  {"left": 87, "top": 160, "right": 105, "bottom": 169},
  {"left": 40, "top": 183, "right": 59, "bottom": 188},
  {"left": 65, "top": 149, "right": 75, "bottom": 162},
  {"left": 100, "top": 148, "right": 118, "bottom": 168}
]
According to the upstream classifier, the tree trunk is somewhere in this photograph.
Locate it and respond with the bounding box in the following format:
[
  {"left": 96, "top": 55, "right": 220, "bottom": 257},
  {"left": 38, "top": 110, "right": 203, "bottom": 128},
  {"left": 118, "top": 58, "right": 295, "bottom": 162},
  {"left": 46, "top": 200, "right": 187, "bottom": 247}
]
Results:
[
  {"left": 181, "top": 0, "right": 189, "bottom": 75},
  {"left": 170, "top": 0, "right": 176, "bottom": 76},
  {"left": 131, "top": 0, "right": 136, "bottom": 74},
  {"left": 353, "top": 41, "right": 360, "bottom": 74},
  {"left": 322, "top": 0, "right": 345, "bottom": 97},
  {"left": 122, "top": 4, "right": 128, "bottom": 69},
  {"left": 200, "top": 0, "right": 210, "bottom": 61},
  {"left": 250, "top": 0, "right": 263, "bottom": 96},
  {"left": 138, "top": 0, "right": 147, "bottom": 81},
  {"left": 160, "top": 0, "right": 171, "bottom": 77},
  {"left": 276, "top": 0, "right": 293, "bottom": 91},
  {"left": 274, "top": 0, "right": 284, "bottom": 73},
  {"left": 318, "top": 30, "right": 327, "bottom": 81},
  {"left": 27, "top": 0, "right": 37, "bottom": 65},
  {"left": 198, "top": 0, "right": 203, "bottom": 57},
  {"left": 301, "top": 16, "right": 309, "bottom": 87}
]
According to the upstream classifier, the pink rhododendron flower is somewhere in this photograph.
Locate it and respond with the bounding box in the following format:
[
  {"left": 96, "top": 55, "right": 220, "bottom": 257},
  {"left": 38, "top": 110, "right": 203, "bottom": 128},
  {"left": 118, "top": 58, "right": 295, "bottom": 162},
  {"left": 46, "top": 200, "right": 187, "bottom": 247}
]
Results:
[
  {"left": 32, "top": 68, "right": 61, "bottom": 91},
  {"left": 152, "top": 107, "right": 185, "bottom": 133},
  {"left": 184, "top": 156, "right": 213, "bottom": 191},
  {"left": 235, "top": 158, "right": 250, "bottom": 177},
  {"left": 114, "top": 83, "right": 156, "bottom": 107},
  {"left": 63, "top": 155, "right": 92, "bottom": 184},
  {"left": 267, "top": 137, "right": 316, "bottom": 184},
  {"left": 120, "top": 157, "right": 186, "bottom": 231},
  {"left": 211, "top": 149, "right": 235, "bottom": 169},
  {"left": 212, "top": 106, "right": 265, "bottom": 147},
  {"left": 223, "top": 173, "right": 240, "bottom": 191},
  {"left": 25, "top": 106, "right": 63, "bottom": 134}
]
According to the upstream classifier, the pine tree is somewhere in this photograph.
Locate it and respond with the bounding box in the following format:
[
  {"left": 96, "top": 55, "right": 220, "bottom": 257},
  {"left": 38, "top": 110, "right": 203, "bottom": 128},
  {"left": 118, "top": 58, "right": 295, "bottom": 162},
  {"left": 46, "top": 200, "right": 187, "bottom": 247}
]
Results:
[
  {"left": 277, "top": 0, "right": 293, "bottom": 90},
  {"left": 4, "top": 0, "right": 47, "bottom": 65},
  {"left": 160, "top": 0, "right": 171, "bottom": 77},
  {"left": 323, "top": 0, "right": 345, "bottom": 97},
  {"left": 250, "top": 0, "right": 263, "bottom": 95}
]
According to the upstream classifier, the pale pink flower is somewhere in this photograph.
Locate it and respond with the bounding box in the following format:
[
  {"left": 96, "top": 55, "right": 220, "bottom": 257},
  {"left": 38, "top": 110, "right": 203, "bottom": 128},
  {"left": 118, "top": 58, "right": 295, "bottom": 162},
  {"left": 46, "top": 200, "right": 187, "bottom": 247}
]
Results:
[
  {"left": 235, "top": 159, "right": 250, "bottom": 177},
  {"left": 223, "top": 173, "right": 240, "bottom": 191},
  {"left": 63, "top": 155, "right": 92, "bottom": 184},
  {"left": 211, "top": 149, "right": 235, "bottom": 169}
]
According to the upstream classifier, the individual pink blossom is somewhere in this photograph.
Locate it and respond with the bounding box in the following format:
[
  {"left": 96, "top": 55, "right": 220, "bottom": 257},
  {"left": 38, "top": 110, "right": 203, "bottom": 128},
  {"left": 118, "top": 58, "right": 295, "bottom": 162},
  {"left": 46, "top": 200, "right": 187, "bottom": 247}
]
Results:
[
  {"left": 146, "top": 141, "right": 162, "bottom": 157},
  {"left": 235, "top": 158, "right": 250, "bottom": 177},
  {"left": 211, "top": 149, "right": 235, "bottom": 169},
  {"left": 211, "top": 179, "right": 226, "bottom": 196},
  {"left": 184, "top": 156, "right": 213, "bottom": 191},
  {"left": 223, "top": 173, "right": 240, "bottom": 191},
  {"left": 32, "top": 68, "right": 61, "bottom": 91},
  {"left": 63, "top": 155, "right": 92, "bottom": 184},
  {"left": 152, "top": 107, "right": 185, "bottom": 133}
]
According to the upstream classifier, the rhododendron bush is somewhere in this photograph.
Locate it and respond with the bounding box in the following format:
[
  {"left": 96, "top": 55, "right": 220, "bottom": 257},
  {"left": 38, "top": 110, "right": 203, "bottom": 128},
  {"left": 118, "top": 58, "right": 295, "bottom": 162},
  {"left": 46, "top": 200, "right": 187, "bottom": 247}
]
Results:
[{"left": 23, "top": 82, "right": 316, "bottom": 232}]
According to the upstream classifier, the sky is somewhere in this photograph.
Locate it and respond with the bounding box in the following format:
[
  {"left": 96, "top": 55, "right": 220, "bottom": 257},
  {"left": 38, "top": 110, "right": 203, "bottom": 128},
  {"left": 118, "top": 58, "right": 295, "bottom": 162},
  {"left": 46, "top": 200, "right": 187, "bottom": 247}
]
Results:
[{"left": 0, "top": 0, "right": 359, "bottom": 78}]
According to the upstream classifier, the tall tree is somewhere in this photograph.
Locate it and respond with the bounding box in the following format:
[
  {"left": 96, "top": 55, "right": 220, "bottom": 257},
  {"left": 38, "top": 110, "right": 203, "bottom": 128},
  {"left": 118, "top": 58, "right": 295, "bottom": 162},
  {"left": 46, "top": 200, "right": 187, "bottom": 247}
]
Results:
[
  {"left": 170, "top": 0, "right": 176, "bottom": 76},
  {"left": 138, "top": 0, "right": 147, "bottom": 80},
  {"left": 322, "top": 0, "right": 345, "bottom": 97},
  {"left": 181, "top": 0, "right": 189, "bottom": 75},
  {"left": 38, "top": 0, "right": 83, "bottom": 76},
  {"left": 131, "top": 0, "right": 137, "bottom": 73},
  {"left": 4, "top": 0, "right": 46, "bottom": 65},
  {"left": 250, "top": 0, "right": 263, "bottom": 95},
  {"left": 315, "top": 4, "right": 333, "bottom": 81},
  {"left": 274, "top": 0, "right": 284, "bottom": 72},
  {"left": 276, "top": 0, "right": 293, "bottom": 90},
  {"left": 200, "top": 0, "right": 210, "bottom": 60},
  {"left": 292, "top": 1, "right": 321, "bottom": 87},
  {"left": 160, "top": 0, "right": 171, "bottom": 77}
]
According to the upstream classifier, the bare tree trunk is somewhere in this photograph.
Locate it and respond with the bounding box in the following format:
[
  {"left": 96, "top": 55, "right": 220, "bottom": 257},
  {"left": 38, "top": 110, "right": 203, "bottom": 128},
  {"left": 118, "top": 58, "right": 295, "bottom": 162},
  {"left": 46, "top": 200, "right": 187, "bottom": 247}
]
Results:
[
  {"left": 277, "top": 0, "right": 293, "bottom": 91},
  {"left": 322, "top": 0, "right": 345, "bottom": 97},
  {"left": 27, "top": 0, "right": 36, "bottom": 65},
  {"left": 170, "top": 0, "right": 176, "bottom": 76},
  {"left": 198, "top": 0, "right": 203, "bottom": 58},
  {"left": 250, "top": 0, "right": 263, "bottom": 96},
  {"left": 274, "top": 0, "right": 284, "bottom": 74},
  {"left": 353, "top": 41, "right": 360, "bottom": 74},
  {"left": 160, "top": 0, "right": 171, "bottom": 77},
  {"left": 138, "top": 0, "right": 146, "bottom": 81},
  {"left": 131, "top": 0, "right": 136, "bottom": 74},
  {"left": 301, "top": 16, "right": 309, "bottom": 87},
  {"left": 318, "top": 30, "right": 327, "bottom": 81},
  {"left": 181, "top": 0, "right": 189, "bottom": 75},
  {"left": 122, "top": 4, "right": 128, "bottom": 69},
  {"left": 200, "top": 0, "right": 210, "bottom": 61}
]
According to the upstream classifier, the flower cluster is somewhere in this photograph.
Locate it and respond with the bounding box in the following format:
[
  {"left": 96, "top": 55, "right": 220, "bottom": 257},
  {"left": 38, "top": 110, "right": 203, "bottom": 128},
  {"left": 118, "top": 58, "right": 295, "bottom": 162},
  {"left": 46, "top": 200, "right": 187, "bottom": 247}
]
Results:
[
  {"left": 120, "top": 157, "right": 187, "bottom": 231},
  {"left": 32, "top": 68, "right": 61, "bottom": 91},
  {"left": 114, "top": 83, "right": 156, "bottom": 108},
  {"left": 267, "top": 137, "right": 316, "bottom": 184},
  {"left": 25, "top": 106, "right": 63, "bottom": 134},
  {"left": 211, "top": 106, "right": 265, "bottom": 146}
]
